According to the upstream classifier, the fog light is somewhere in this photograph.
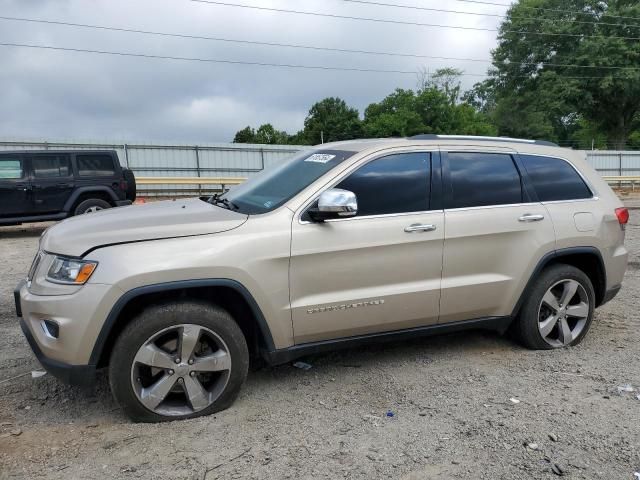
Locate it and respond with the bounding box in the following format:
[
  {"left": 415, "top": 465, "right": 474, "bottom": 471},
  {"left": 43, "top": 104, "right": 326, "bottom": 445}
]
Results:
[{"left": 41, "top": 320, "right": 59, "bottom": 339}]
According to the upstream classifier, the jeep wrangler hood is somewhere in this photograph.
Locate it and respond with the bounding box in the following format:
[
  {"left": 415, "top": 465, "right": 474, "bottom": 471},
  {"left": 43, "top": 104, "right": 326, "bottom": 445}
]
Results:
[{"left": 41, "top": 198, "right": 248, "bottom": 257}]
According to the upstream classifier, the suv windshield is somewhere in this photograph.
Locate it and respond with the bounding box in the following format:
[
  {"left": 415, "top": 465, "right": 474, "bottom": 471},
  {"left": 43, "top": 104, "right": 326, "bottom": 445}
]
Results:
[{"left": 221, "top": 149, "right": 355, "bottom": 214}]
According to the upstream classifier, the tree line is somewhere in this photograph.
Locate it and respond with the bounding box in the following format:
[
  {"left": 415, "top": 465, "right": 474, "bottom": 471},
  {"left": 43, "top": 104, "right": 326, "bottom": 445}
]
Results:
[{"left": 234, "top": 0, "right": 640, "bottom": 150}]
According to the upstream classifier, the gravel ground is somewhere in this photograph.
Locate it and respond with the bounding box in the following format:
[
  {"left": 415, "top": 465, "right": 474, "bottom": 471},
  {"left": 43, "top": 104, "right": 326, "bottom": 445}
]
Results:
[{"left": 0, "top": 208, "right": 639, "bottom": 480}]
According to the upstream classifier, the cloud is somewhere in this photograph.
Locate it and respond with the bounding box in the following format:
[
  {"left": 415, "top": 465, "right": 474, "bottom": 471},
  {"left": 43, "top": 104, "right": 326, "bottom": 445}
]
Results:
[{"left": 0, "top": 0, "right": 502, "bottom": 142}]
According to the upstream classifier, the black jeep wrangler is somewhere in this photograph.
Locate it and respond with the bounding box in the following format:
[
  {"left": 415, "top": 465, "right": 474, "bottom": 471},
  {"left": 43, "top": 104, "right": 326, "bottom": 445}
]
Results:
[{"left": 0, "top": 150, "right": 136, "bottom": 226}]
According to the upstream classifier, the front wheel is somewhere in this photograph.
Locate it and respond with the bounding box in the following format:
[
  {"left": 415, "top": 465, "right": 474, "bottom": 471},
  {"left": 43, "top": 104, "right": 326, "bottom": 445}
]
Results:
[
  {"left": 513, "top": 264, "right": 595, "bottom": 350},
  {"left": 109, "top": 301, "right": 249, "bottom": 422}
]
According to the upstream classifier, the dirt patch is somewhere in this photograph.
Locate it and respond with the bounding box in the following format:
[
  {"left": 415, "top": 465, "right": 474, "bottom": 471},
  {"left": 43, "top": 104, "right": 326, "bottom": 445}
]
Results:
[{"left": 1, "top": 215, "right": 639, "bottom": 479}]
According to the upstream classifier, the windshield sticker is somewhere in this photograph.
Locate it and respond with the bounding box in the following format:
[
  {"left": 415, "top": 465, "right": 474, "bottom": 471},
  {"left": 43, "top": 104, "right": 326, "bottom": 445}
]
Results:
[{"left": 304, "top": 153, "right": 336, "bottom": 164}]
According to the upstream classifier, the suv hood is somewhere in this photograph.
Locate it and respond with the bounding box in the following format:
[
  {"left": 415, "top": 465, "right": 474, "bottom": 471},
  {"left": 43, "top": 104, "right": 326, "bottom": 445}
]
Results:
[{"left": 41, "top": 198, "right": 248, "bottom": 257}]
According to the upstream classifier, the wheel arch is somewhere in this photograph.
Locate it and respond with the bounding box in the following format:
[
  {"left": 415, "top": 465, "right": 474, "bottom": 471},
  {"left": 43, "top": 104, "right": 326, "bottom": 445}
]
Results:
[
  {"left": 90, "top": 279, "right": 276, "bottom": 369},
  {"left": 512, "top": 247, "right": 607, "bottom": 318},
  {"left": 64, "top": 186, "right": 119, "bottom": 213}
]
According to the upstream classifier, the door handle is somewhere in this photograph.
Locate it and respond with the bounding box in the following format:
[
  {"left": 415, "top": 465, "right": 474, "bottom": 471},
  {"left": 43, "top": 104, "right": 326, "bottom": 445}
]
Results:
[
  {"left": 404, "top": 223, "right": 437, "bottom": 233},
  {"left": 518, "top": 214, "right": 545, "bottom": 222}
]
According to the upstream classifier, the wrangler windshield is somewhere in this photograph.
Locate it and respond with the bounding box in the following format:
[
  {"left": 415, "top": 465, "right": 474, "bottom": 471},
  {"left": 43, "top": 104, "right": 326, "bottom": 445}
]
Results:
[{"left": 222, "top": 149, "right": 355, "bottom": 214}]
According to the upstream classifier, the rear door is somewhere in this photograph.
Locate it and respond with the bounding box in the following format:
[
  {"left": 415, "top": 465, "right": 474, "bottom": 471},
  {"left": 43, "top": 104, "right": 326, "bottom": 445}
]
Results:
[
  {"left": 29, "top": 153, "right": 74, "bottom": 214},
  {"left": 289, "top": 150, "right": 444, "bottom": 344},
  {"left": 439, "top": 149, "right": 555, "bottom": 323},
  {"left": 0, "top": 154, "right": 32, "bottom": 217}
]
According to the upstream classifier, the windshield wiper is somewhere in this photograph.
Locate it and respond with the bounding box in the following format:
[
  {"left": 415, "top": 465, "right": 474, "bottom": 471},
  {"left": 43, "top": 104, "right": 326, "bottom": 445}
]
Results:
[{"left": 208, "top": 193, "right": 239, "bottom": 211}]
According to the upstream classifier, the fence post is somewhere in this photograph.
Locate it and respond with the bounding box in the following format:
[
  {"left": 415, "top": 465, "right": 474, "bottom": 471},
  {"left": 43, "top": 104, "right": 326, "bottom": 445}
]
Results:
[
  {"left": 123, "top": 143, "right": 130, "bottom": 168},
  {"left": 619, "top": 152, "right": 623, "bottom": 189},
  {"left": 195, "top": 145, "right": 202, "bottom": 196}
]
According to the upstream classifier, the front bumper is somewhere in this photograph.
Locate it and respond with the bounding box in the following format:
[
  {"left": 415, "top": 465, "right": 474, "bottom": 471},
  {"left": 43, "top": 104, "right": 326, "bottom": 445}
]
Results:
[
  {"left": 19, "top": 318, "right": 96, "bottom": 387},
  {"left": 14, "top": 279, "right": 121, "bottom": 387}
]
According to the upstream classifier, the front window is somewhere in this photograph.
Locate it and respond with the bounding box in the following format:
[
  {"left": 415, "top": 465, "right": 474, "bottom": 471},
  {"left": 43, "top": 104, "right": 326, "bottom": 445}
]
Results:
[{"left": 222, "top": 149, "right": 355, "bottom": 214}]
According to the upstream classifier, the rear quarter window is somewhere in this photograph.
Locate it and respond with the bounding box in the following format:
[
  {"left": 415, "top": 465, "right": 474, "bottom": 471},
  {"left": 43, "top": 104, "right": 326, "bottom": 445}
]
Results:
[
  {"left": 520, "top": 155, "right": 592, "bottom": 201},
  {"left": 0, "top": 157, "right": 23, "bottom": 179},
  {"left": 77, "top": 154, "right": 117, "bottom": 176}
]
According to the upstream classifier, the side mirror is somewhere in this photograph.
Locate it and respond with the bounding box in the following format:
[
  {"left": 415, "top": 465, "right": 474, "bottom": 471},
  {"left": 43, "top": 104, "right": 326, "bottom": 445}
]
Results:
[{"left": 308, "top": 188, "right": 358, "bottom": 222}]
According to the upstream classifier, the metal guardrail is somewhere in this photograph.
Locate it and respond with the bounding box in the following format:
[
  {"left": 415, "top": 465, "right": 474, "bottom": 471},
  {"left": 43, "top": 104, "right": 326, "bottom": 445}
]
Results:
[
  {"left": 603, "top": 176, "right": 640, "bottom": 191},
  {"left": 136, "top": 176, "right": 246, "bottom": 186},
  {"left": 135, "top": 177, "right": 247, "bottom": 197}
]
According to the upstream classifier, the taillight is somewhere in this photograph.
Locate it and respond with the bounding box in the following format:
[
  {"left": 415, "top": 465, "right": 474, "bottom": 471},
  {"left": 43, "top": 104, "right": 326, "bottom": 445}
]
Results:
[
  {"left": 615, "top": 207, "right": 629, "bottom": 226},
  {"left": 120, "top": 179, "right": 128, "bottom": 191}
]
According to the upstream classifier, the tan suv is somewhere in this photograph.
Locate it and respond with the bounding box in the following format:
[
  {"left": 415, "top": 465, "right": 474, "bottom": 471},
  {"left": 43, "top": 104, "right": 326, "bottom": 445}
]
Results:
[{"left": 15, "top": 135, "right": 628, "bottom": 422}]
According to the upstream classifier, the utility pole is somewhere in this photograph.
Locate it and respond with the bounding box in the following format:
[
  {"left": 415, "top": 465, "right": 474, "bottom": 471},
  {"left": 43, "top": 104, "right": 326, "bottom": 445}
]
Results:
[{"left": 321, "top": 131, "right": 324, "bottom": 144}]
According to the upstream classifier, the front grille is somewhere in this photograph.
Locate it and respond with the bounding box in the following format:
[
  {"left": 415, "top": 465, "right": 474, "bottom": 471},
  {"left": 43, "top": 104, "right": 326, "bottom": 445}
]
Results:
[{"left": 27, "top": 252, "right": 43, "bottom": 282}]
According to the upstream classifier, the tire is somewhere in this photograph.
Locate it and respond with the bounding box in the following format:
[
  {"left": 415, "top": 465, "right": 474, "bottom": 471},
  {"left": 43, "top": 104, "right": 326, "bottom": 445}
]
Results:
[
  {"left": 513, "top": 264, "right": 595, "bottom": 350},
  {"left": 122, "top": 169, "right": 137, "bottom": 202},
  {"left": 74, "top": 198, "right": 111, "bottom": 215},
  {"left": 109, "top": 301, "right": 249, "bottom": 422}
]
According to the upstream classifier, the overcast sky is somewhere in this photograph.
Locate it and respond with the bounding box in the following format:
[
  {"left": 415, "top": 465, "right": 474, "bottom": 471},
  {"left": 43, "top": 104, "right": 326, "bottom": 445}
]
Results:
[{"left": 0, "top": 0, "right": 506, "bottom": 143}]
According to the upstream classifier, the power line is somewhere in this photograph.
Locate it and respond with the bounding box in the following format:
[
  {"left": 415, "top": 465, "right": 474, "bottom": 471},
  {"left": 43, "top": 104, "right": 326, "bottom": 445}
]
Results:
[
  {"left": 0, "top": 42, "right": 629, "bottom": 79},
  {"left": 341, "top": 0, "right": 640, "bottom": 29},
  {"left": 188, "top": 0, "right": 640, "bottom": 40},
  {"left": 0, "top": 41, "right": 475, "bottom": 75},
  {"left": 2, "top": 15, "right": 639, "bottom": 71},
  {"left": 445, "top": 0, "right": 640, "bottom": 21}
]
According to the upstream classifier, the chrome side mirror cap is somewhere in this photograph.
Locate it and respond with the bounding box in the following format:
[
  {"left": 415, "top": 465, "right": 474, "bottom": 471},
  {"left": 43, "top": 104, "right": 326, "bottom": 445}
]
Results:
[{"left": 308, "top": 188, "right": 358, "bottom": 222}]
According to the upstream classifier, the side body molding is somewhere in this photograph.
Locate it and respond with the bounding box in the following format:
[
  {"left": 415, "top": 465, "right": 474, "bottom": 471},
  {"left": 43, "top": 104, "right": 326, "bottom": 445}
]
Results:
[{"left": 88, "top": 279, "right": 276, "bottom": 366}]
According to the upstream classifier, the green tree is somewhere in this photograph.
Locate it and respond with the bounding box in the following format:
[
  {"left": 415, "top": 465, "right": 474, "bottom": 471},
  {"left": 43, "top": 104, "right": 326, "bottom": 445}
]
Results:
[
  {"left": 254, "top": 124, "right": 289, "bottom": 144},
  {"left": 487, "top": 0, "right": 640, "bottom": 148},
  {"left": 233, "top": 126, "right": 256, "bottom": 143},
  {"left": 363, "top": 89, "right": 425, "bottom": 137},
  {"left": 302, "top": 97, "right": 363, "bottom": 144}
]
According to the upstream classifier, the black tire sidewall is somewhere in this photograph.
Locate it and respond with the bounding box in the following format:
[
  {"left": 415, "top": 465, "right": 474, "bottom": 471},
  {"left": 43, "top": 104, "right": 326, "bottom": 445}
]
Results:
[
  {"left": 109, "top": 301, "right": 249, "bottom": 423},
  {"left": 516, "top": 264, "right": 595, "bottom": 350},
  {"left": 74, "top": 198, "right": 111, "bottom": 216}
]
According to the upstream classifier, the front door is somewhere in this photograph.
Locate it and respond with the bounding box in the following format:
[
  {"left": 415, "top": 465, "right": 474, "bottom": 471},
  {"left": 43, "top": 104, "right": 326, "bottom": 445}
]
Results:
[
  {"left": 289, "top": 151, "right": 444, "bottom": 344},
  {"left": 29, "top": 153, "right": 74, "bottom": 214},
  {"left": 439, "top": 150, "right": 556, "bottom": 323},
  {"left": 0, "top": 154, "right": 31, "bottom": 218}
]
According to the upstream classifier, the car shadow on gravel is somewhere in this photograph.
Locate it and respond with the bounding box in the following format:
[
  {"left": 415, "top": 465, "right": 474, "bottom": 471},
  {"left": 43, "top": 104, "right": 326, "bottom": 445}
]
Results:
[
  {"left": 7, "top": 329, "right": 517, "bottom": 424},
  {"left": 0, "top": 226, "right": 49, "bottom": 238}
]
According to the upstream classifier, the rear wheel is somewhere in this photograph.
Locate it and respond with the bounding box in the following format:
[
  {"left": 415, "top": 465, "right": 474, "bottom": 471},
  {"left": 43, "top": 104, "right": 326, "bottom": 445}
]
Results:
[
  {"left": 74, "top": 198, "right": 111, "bottom": 215},
  {"left": 514, "top": 264, "right": 595, "bottom": 350},
  {"left": 109, "top": 301, "right": 249, "bottom": 422}
]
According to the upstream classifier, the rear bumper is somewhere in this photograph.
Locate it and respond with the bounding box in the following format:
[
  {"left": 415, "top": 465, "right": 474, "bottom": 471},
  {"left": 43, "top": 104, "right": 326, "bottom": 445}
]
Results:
[
  {"left": 19, "top": 318, "right": 96, "bottom": 387},
  {"left": 115, "top": 200, "right": 132, "bottom": 207}
]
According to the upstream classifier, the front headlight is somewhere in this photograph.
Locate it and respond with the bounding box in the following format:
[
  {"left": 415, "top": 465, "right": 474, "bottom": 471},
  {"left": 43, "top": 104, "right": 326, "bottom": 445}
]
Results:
[{"left": 47, "top": 257, "right": 98, "bottom": 285}]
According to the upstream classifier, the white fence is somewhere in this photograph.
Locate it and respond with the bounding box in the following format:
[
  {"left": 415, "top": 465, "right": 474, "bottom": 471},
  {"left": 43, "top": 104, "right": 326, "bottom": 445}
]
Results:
[{"left": 1, "top": 137, "right": 638, "bottom": 195}]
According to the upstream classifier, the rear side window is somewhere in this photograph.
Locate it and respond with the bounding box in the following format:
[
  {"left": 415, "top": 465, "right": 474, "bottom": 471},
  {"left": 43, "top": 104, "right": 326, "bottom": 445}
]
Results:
[
  {"left": 0, "top": 157, "right": 23, "bottom": 179},
  {"left": 520, "top": 155, "right": 592, "bottom": 201},
  {"left": 32, "top": 155, "right": 71, "bottom": 178},
  {"left": 336, "top": 152, "right": 430, "bottom": 216},
  {"left": 77, "top": 154, "right": 116, "bottom": 176},
  {"left": 448, "top": 152, "right": 522, "bottom": 208}
]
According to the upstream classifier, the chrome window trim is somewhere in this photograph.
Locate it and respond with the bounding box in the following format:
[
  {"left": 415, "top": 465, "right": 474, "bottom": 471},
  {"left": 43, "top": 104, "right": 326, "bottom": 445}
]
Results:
[
  {"left": 296, "top": 148, "right": 438, "bottom": 225},
  {"left": 443, "top": 201, "right": 541, "bottom": 213},
  {"left": 517, "top": 152, "right": 599, "bottom": 201},
  {"left": 300, "top": 209, "right": 443, "bottom": 225}
]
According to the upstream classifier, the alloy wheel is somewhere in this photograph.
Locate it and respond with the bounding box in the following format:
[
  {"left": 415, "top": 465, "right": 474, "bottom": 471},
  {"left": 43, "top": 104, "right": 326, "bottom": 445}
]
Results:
[
  {"left": 130, "top": 324, "right": 232, "bottom": 416},
  {"left": 538, "top": 279, "right": 589, "bottom": 347}
]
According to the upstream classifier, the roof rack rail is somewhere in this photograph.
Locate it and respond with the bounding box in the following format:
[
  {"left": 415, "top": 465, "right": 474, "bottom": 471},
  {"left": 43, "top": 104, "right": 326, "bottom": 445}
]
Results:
[{"left": 408, "top": 134, "right": 558, "bottom": 147}]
